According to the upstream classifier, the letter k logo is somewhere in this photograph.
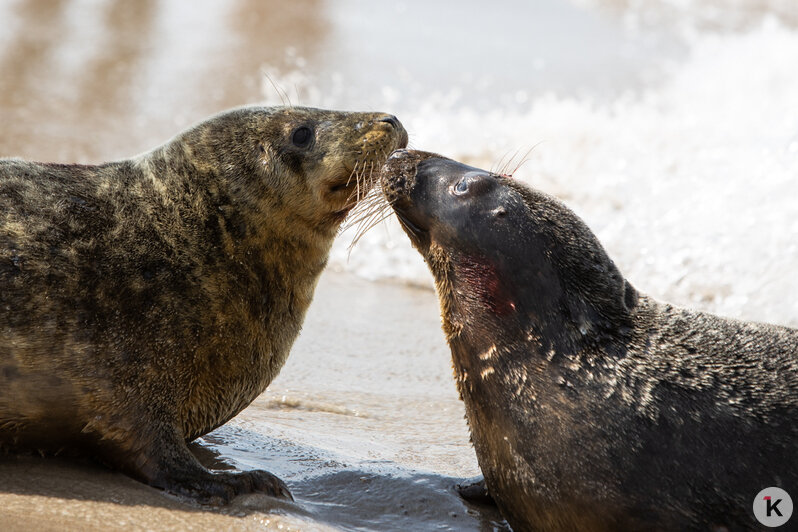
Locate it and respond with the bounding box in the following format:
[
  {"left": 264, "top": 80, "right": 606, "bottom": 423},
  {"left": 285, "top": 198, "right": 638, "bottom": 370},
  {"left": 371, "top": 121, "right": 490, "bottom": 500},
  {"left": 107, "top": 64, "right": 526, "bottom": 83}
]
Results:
[
  {"left": 754, "top": 488, "right": 792, "bottom": 526},
  {"left": 765, "top": 496, "right": 784, "bottom": 517}
]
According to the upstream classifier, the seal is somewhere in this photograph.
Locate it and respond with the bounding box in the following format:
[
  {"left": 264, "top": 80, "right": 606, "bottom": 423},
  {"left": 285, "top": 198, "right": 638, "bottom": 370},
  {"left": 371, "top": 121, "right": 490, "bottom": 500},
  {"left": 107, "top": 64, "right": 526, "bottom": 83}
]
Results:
[
  {"left": 381, "top": 149, "right": 798, "bottom": 531},
  {"left": 0, "top": 106, "right": 407, "bottom": 503}
]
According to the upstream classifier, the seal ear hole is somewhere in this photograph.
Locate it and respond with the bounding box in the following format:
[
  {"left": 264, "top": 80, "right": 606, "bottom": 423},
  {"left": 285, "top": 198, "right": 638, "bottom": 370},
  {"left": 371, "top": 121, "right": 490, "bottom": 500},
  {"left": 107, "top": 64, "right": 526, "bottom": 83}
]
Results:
[{"left": 291, "top": 126, "right": 313, "bottom": 148}]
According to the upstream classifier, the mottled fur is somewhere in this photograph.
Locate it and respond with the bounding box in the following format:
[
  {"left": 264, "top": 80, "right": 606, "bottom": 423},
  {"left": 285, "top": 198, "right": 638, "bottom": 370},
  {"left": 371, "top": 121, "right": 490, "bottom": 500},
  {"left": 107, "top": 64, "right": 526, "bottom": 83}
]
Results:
[
  {"left": 0, "top": 106, "right": 406, "bottom": 502},
  {"left": 382, "top": 150, "right": 798, "bottom": 531}
]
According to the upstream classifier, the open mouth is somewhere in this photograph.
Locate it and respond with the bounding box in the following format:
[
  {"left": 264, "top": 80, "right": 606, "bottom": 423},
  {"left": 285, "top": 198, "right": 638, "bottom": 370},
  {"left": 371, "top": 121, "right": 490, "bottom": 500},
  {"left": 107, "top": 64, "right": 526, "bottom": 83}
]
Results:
[
  {"left": 394, "top": 209, "right": 428, "bottom": 238},
  {"left": 329, "top": 159, "right": 381, "bottom": 197},
  {"left": 326, "top": 177, "right": 366, "bottom": 206},
  {"left": 329, "top": 180, "right": 354, "bottom": 194}
]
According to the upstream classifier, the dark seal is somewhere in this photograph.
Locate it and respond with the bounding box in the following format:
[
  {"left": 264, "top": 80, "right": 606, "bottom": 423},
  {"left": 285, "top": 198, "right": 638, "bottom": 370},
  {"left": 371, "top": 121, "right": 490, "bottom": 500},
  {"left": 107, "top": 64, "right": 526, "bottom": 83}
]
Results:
[
  {"left": 381, "top": 149, "right": 798, "bottom": 531},
  {"left": 0, "top": 106, "right": 407, "bottom": 503}
]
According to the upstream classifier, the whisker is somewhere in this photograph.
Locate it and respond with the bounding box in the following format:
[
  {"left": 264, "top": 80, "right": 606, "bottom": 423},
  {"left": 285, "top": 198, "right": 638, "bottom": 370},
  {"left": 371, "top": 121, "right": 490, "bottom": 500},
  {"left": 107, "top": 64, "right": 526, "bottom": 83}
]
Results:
[
  {"left": 346, "top": 194, "right": 389, "bottom": 223},
  {"left": 491, "top": 150, "right": 511, "bottom": 176},
  {"left": 262, "top": 70, "right": 289, "bottom": 106},
  {"left": 366, "top": 161, "right": 377, "bottom": 201},
  {"left": 343, "top": 185, "right": 389, "bottom": 230},
  {"left": 348, "top": 208, "right": 396, "bottom": 251},
  {"left": 509, "top": 142, "right": 542, "bottom": 177},
  {"left": 346, "top": 201, "right": 391, "bottom": 229},
  {"left": 359, "top": 208, "right": 394, "bottom": 231},
  {"left": 499, "top": 147, "right": 525, "bottom": 177},
  {"left": 346, "top": 160, "right": 359, "bottom": 188},
  {"left": 292, "top": 83, "right": 301, "bottom": 108},
  {"left": 340, "top": 148, "right": 400, "bottom": 248},
  {"left": 355, "top": 161, "right": 362, "bottom": 204}
]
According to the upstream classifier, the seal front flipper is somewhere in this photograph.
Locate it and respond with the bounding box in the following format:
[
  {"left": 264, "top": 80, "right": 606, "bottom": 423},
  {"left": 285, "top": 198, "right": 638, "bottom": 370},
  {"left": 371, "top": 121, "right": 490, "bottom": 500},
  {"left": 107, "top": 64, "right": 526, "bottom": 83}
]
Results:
[
  {"left": 456, "top": 476, "right": 496, "bottom": 506},
  {"left": 126, "top": 425, "right": 292, "bottom": 504}
]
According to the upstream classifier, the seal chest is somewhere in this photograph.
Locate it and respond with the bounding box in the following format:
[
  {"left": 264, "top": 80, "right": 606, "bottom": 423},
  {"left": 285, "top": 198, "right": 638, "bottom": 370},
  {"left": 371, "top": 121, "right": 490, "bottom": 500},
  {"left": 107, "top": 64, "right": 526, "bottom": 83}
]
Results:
[
  {"left": 0, "top": 106, "right": 407, "bottom": 503},
  {"left": 381, "top": 149, "right": 798, "bottom": 531}
]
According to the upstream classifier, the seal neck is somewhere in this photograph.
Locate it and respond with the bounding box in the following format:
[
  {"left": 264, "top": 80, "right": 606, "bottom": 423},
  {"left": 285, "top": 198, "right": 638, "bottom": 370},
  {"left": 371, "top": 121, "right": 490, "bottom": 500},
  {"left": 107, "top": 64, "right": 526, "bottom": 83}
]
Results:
[
  {"left": 139, "top": 141, "right": 335, "bottom": 288},
  {"left": 436, "top": 240, "right": 639, "bottom": 388}
]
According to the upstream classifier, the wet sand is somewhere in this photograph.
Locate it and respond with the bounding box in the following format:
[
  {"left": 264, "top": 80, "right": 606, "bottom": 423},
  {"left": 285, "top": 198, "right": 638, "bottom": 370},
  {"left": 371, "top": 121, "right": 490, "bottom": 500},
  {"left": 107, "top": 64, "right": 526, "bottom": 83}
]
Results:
[{"left": 0, "top": 456, "right": 319, "bottom": 532}]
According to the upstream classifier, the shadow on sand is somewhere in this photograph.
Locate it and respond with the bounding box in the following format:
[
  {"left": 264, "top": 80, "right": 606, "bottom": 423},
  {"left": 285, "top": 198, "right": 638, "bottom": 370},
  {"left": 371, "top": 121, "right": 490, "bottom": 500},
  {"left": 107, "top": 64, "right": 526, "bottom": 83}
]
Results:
[{"left": 0, "top": 425, "right": 508, "bottom": 531}]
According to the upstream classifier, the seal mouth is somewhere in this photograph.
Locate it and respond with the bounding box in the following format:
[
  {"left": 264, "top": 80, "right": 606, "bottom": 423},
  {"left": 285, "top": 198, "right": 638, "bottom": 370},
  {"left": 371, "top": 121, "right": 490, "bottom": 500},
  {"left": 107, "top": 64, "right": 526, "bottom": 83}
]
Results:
[
  {"left": 380, "top": 149, "right": 446, "bottom": 240},
  {"left": 325, "top": 162, "right": 380, "bottom": 211},
  {"left": 328, "top": 171, "right": 365, "bottom": 196},
  {"left": 327, "top": 117, "right": 408, "bottom": 211},
  {"left": 325, "top": 157, "right": 389, "bottom": 224}
]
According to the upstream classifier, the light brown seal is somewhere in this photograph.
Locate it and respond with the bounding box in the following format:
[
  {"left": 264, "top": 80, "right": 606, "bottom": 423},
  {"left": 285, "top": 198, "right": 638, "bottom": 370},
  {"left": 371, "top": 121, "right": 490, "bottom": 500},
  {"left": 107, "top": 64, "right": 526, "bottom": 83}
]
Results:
[
  {"left": 381, "top": 149, "right": 798, "bottom": 531},
  {"left": 0, "top": 106, "right": 407, "bottom": 503}
]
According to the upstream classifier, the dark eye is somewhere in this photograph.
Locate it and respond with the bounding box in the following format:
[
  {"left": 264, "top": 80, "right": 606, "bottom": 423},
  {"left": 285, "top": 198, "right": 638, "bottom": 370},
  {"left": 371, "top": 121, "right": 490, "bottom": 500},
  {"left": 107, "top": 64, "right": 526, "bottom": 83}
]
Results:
[
  {"left": 291, "top": 126, "right": 313, "bottom": 148},
  {"left": 452, "top": 177, "right": 470, "bottom": 195}
]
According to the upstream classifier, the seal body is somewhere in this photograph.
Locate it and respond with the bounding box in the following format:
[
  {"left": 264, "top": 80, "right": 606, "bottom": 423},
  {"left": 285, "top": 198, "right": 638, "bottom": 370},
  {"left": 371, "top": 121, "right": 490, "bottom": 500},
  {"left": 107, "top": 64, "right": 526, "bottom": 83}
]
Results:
[
  {"left": 0, "top": 106, "right": 407, "bottom": 502},
  {"left": 381, "top": 150, "right": 798, "bottom": 531}
]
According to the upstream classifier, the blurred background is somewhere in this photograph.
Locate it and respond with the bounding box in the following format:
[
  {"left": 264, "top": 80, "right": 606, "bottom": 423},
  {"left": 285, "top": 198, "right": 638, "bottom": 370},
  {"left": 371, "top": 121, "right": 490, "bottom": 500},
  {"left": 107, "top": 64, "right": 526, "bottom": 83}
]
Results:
[
  {"left": 1, "top": 0, "right": 796, "bottom": 324},
  {"left": 1, "top": 1, "right": 797, "bottom": 530}
]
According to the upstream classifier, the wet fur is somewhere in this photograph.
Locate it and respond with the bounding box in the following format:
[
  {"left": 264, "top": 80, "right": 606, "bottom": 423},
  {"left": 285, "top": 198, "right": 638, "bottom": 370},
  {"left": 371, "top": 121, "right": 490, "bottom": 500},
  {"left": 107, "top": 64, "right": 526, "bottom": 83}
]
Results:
[
  {"left": 0, "top": 106, "right": 406, "bottom": 502},
  {"left": 382, "top": 150, "right": 798, "bottom": 531}
]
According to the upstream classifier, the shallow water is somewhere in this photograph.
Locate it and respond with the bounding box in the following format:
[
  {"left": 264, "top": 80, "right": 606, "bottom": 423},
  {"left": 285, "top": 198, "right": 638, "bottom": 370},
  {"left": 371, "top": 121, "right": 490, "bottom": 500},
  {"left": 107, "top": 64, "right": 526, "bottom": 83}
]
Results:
[
  {"left": 1, "top": 0, "right": 797, "bottom": 530},
  {"left": 206, "top": 273, "right": 508, "bottom": 530}
]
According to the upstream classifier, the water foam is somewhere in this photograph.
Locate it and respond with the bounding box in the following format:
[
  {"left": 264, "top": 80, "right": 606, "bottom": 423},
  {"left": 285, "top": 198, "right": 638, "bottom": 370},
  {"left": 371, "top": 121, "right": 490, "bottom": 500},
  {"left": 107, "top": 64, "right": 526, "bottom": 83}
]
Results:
[{"left": 267, "top": 19, "right": 798, "bottom": 326}]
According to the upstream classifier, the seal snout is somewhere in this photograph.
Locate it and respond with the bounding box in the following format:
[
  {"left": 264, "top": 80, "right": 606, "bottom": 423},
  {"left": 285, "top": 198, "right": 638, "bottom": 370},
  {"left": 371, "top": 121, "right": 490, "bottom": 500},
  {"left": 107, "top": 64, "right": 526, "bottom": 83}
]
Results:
[
  {"left": 379, "top": 115, "right": 401, "bottom": 129},
  {"left": 381, "top": 149, "right": 450, "bottom": 206},
  {"left": 388, "top": 148, "right": 410, "bottom": 161},
  {"left": 376, "top": 114, "right": 408, "bottom": 149},
  {"left": 380, "top": 153, "right": 409, "bottom": 205}
]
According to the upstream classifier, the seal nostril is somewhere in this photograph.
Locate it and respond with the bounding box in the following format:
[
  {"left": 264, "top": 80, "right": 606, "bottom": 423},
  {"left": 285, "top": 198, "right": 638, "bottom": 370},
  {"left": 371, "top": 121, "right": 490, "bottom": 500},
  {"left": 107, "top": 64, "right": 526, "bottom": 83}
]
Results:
[
  {"left": 389, "top": 148, "right": 409, "bottom": 161},
  {"left": 379, "top": 115, "right": 400, "bottom": 129}
]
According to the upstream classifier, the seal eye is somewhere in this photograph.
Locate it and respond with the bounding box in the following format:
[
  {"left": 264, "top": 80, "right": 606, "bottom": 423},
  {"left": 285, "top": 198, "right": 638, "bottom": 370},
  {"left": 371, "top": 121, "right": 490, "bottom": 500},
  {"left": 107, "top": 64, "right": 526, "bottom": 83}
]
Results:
[
  {"left": 453, "top": 177, "right": 470, "bottom": 196},
  {"left": 291, "top": 126, "right": 313, "bottom": 148}
]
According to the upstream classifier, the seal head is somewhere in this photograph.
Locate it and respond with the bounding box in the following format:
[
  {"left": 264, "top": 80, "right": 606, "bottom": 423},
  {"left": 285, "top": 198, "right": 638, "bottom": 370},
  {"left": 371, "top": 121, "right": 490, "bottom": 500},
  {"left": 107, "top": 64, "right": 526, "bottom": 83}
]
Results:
[{"left": 382, "top": 149, "right": 636, "bottom": 349}]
